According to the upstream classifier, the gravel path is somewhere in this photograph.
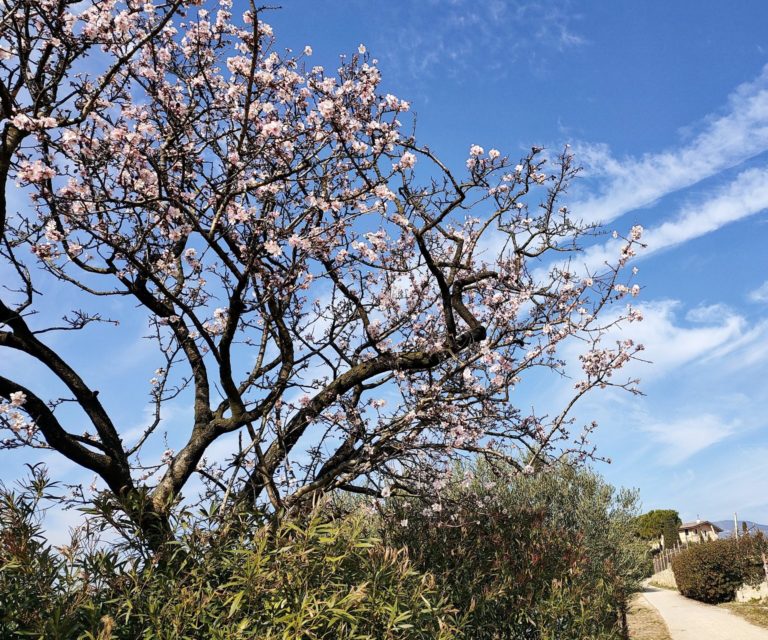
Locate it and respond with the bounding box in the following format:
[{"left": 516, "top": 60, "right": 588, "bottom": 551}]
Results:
[{"left": 640, "top": 585, "right": 768, "bottom": 640}]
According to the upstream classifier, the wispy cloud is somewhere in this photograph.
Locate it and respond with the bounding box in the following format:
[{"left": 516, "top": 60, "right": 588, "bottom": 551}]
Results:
[
  {"left": 749, "top": 280, "right": 768, "bottom": 302},
  {"left": 577, "top": 166, "right": 768, "bottom": 272},
  {"left": 685, "top": 303, "right": 734, "bottom": 323},
  {"left": 642, "top": 414, "right": 740, "bottom": 465},
  {"left": 670, "top": 445, "right": 768, "bottom": 522},
  {"left": 572, "top": 65, "right": 768, "bottom": 223},
  {"left": 593, "top": 299, "right": 746, "bottom": 382},
  {"left": 376, "top": 0, "right": 586, "bottom": 84},
  {"left": 703, "top": 319, "right": 768, "bottom": 369},
  {"left": 542, "top": 297, "right": 753, "bottom": 423}
]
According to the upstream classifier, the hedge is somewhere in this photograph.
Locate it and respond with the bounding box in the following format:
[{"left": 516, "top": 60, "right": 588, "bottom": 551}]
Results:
[{"left": 671, "top": 535, "right": 768, "bottom": 604}]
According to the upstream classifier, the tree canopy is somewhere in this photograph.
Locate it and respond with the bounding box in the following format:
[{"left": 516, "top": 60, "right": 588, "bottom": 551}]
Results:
[
  {"left": 635, "top": 509, "right": 681, "bottom": 540},
  {"left": 0, "top": 0, "right": 644, "bottom": 549}
]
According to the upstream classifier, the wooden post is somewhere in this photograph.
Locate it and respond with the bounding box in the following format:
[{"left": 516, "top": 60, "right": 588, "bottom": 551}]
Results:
[{"left": 762, "top": 552, "right": 768, "bottom": 585}]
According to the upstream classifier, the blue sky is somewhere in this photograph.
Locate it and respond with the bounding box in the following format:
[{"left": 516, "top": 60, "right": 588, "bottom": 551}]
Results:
[
  {"left": 4, "top": 0, "right": 768, "bottom": 536},
  {"left": 267, "top": 0, "right": 768, "bottom": 524}
]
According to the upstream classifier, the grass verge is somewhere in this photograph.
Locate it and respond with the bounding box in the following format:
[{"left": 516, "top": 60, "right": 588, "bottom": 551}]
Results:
[
  {"left": 719, "top": 602, "right": 768, "bottom": 630},
  {"left": 647, "top": 581, "right": 676, "bottom": 591},
  {"left": 627, "top": 595, "right": 672, "bottom": 640}
]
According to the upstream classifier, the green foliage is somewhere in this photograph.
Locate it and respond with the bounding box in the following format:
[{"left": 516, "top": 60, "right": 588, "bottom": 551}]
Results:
[
  {"left": 671, "top": 535, "right": 768, "bottom": 604},
  {"left": 0, "top": 473, "right": 458, "bottom": 639},
  {"left": 732, "top": 532, "right": 768, "bottom": 587},
  {"left": 662, "top": 518, "right": 680, "bottom": 550},
  {"left": 110, "top": 510, "right": 459, "bottom": 639},
  {"left": 0, "top": 465, "right": 105, "bottom": 639},
  {"left": 1, "top": 462, "right": 649, "bottom": 639},
  {"left": 634, "top": 510, "right": 681, "bottom": 541},
  {"left": 672, "top": 539, "right": 744, "bottom": 603},
  {"left": 381, "top": 461, "right": 648, "bottom": 640}
]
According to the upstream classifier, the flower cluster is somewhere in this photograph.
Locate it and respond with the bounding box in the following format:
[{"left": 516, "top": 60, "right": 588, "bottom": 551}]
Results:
[{"left": 0, "top": 392, "right": 36, "bottom": 439}]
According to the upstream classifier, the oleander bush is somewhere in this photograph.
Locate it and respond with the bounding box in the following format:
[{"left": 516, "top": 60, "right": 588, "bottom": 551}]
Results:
[
  {"left": 1, "top": 463, "right": 647, "bottom": 639},
  {"left": 107, "top": 510, "right": 459, "bottom": 640},
  {"left": 0, "top": 468, "right": 458, "bottom": 640}
]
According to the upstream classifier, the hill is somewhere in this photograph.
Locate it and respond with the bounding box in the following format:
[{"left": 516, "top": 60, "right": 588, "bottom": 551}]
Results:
[{"left": 713, "top": 520, "right": 768, "bottom": 539}]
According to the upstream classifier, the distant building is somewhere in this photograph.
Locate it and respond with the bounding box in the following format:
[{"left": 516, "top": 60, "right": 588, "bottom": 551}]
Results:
[
  {"left": 677, "top": 520, "right": 723, "bottom": 544},
  {"left": 659, "top": 519, "right": 723, "bottom": 549}
]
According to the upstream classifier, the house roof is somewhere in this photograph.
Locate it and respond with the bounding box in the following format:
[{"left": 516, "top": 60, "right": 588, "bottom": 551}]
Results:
[{"left": 678, "top": 520, "right": 723, "bottom": 532}]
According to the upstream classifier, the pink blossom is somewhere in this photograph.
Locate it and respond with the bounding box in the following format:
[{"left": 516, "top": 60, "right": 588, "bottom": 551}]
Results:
[
  {"left": 17, "top": 160, "right": 56, "bottom": 183},
  {"left": 31, "top": 243, "right": 56, "bottom": 260},
  {"left": 264, "top": 240, "right": 282, "bottom": 256},
  {"left": 66, "top": 243, "right": 83, "bottom": 258},
  {"left": 469, "top": 144, "right": 484, "bottom": 157},
  {"left": 317, "top": 99, "right": 335, "bottom": 119},
  {"left": 288, "top": 234, "right": 310, "bottom": 250},
  {"left": 383, "top": 94, "right": 400, "bottom": 109},
  {"left": 261, "top": 120, "right": 283, "bottom": 136},
  {"left": 374, "top": 184, "right": 395, "bottom": 200},
  {"left": 399, "top": 151, "right": 416, "bottom": 169},
  {"left": 11, "top": 114, "right": 39, "bottom": 130},
  {"left": 44, "top": 220, "right": 63, "bottom": 242}
]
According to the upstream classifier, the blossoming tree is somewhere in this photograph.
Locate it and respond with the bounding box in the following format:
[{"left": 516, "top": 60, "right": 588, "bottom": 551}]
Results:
[{"left": 0, "top": 0, "right": 644, "bottom": 546}]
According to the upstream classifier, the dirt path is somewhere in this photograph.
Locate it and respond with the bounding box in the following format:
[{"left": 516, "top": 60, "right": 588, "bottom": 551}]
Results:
[{"left": 640, "top": 585, "right": 768, "bottom": 640}]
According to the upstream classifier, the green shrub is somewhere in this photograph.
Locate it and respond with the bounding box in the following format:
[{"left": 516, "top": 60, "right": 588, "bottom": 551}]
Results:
[
  {"left": 380, "top": 461, "right": 647, "bottom": 640},
  {"left": 672, "top": 539, "right": 745, "bottom": 603},
  {"left": 672, "top": 534, "right": 768, "bottom": 604},
  {"left": 1, "top": 462, "right": 650, "bottom": 639},
  {"left": 0, "top": 466, "right": 107, "bottom": 639},
  {"left": 111, "top": 509, "right": 459, "bottom": 639},
  {"left": 0, "top": 471, "right": 458, "bottom": 639},
  {"left": 735, "top": 532, "right": 768, "bottom": 587}
]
